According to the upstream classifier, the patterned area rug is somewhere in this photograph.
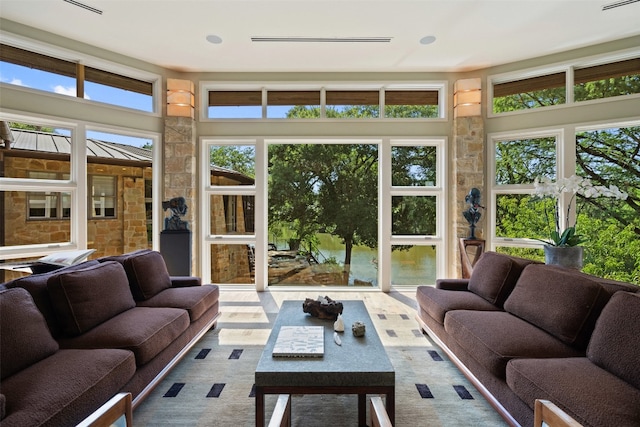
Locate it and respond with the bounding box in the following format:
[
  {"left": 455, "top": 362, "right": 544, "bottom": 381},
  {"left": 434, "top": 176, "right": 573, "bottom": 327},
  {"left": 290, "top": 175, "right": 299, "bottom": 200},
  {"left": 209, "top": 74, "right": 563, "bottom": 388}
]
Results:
[{"left": 133, "top": 290, "right": 508, "bottom": 426}]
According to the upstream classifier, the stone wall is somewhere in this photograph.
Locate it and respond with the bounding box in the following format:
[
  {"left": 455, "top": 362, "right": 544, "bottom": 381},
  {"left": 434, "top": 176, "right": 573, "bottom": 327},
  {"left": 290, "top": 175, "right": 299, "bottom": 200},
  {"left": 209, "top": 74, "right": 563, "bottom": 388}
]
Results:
[
  {"left": 3, "top": 157, "right": 151, "bottom": 276},
  {"left": 163, "top": 116, "right": 197, "bottom": 273},
  {"left": 452, "top": 115, "right": 485, "bottom": 275}
]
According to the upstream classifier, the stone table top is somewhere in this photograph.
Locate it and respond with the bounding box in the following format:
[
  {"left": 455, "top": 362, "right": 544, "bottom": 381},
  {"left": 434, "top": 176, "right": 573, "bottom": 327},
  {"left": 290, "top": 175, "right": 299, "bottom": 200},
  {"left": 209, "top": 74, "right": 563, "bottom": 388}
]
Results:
[{"left": 255, "top": 300, "right": 395, "bottom": 387}]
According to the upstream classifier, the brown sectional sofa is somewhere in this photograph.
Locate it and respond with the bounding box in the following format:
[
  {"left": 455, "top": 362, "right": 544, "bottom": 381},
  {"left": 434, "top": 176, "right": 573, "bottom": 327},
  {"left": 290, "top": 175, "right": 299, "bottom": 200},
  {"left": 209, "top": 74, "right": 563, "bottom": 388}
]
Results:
[
  {"left": 416, "top": 251, "right": 640, "bottom": 427},
  {"left": 0, "top": 249, "right": 219, "bottom": 427}
]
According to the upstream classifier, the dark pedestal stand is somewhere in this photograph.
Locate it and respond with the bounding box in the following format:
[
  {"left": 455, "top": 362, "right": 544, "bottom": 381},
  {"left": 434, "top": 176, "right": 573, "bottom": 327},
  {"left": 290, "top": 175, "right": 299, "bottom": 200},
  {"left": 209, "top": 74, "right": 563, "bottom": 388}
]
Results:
[
  {"left": 459, "top": 238, "right": 485, "bottom": 279},
  {"left": 160, "top": 230, "right": 192, "bottom": 276}
]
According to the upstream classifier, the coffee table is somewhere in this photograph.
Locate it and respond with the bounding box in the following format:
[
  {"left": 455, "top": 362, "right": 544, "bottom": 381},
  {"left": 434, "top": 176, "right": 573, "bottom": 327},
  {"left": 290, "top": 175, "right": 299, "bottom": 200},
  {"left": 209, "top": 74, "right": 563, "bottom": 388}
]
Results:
[{"left": 255, "top": 300, "right": 395, "bottom": 427}]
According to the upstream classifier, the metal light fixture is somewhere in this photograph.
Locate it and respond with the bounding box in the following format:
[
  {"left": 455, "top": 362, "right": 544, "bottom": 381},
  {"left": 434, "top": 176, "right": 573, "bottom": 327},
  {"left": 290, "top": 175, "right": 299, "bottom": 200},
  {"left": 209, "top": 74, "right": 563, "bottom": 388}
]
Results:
[
  {"left": 454, "top": 78, "right": 481, "bottom": 117},
  {"left": 166, "top": 79, "right": 195, "bottom": 118}
]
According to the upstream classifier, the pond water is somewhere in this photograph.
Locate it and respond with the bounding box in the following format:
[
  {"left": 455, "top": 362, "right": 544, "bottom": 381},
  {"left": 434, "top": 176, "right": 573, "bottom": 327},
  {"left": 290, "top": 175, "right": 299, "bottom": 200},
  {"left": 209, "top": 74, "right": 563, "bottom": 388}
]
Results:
[{"left": 270, "top": 233, "right": 436, "bottom": 286}]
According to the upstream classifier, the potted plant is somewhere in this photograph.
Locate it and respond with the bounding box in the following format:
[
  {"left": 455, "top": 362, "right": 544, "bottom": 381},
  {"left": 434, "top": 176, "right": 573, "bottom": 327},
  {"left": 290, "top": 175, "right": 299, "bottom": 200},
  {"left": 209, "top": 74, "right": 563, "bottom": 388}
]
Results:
[{"left": 533, "top": 175, "right": 627, "bottom": 268}]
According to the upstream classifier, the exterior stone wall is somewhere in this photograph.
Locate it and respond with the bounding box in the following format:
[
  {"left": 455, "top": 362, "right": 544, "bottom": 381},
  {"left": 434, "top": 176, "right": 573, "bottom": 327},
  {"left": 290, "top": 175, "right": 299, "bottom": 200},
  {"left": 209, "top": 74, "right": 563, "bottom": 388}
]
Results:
[{"left": 2, "top": 156, "right": 151, "bottom": 280}]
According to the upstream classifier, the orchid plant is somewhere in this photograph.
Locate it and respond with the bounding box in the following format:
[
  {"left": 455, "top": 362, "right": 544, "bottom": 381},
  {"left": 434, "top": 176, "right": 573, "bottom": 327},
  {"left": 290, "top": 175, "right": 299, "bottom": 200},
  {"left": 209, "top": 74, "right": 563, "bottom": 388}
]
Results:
[{"left": 533, "top": 175, "right": 628, "bottom": 247}]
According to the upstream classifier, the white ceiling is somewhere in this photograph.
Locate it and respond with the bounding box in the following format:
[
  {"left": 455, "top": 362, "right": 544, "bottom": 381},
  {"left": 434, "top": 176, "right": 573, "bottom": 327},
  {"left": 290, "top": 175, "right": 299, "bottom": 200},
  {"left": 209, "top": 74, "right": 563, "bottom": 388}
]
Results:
[{"left": 1, "top": 0, "right": 640, "bottom": 73}]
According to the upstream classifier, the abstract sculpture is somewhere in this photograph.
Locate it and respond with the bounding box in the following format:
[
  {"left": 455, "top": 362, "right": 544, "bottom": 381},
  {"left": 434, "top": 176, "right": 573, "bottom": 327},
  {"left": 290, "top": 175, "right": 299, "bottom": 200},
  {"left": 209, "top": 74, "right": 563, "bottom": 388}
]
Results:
[
  {"left": 302, "top": 295, "right": 344, "bottom": 320},
  {"left": 463, "top": 188, "right": 484, "bottom": 239}
]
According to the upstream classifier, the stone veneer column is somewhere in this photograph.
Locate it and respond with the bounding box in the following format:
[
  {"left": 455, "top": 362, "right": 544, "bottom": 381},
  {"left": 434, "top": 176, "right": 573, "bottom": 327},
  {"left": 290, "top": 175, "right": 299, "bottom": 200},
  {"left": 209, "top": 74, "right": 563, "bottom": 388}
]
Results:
[
  {"left": 451, "top": 78, "right": 485, "bottom": 277},
  {"left": 164, "top": 116, "right": 197, "bottom": 273}
]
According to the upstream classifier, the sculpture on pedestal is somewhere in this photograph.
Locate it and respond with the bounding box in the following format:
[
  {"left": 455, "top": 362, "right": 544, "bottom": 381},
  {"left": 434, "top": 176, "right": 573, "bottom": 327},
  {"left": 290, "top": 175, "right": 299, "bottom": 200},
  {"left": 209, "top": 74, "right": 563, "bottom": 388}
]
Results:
[
  {"left": 463, "top": 188, "right": 484, "bottom": 239},
  {"left": 162, "top": 197, "right": 189, "bottom": 231}
]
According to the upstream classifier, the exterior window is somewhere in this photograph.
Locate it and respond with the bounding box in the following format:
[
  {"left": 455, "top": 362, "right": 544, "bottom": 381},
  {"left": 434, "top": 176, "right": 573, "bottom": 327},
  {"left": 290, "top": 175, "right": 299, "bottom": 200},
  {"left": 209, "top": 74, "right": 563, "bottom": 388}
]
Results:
[
  {"left": 223, "top": 195, "right": 237, "bottom": 232},
  {"left": 385, "top": 90, "right": 439, "bottom": 118},
  {"left": 0, "top": 43, "right": 153, "bottom": 112},
  {"left": 326, "top": 90, "right": 380, "bottom": 118},
  {"left": 208, "top": 91, "right": 262, "bottom": 118},
  {"left": 267, "top": 91, "right": 320, "bottom": 118},
  {"left": 206, "top": 85, "right": 445, "bottom": 119},
  {"left": 574, "top": 58, "right": 640, "bottom": 102},
  {"left": 90, "top": 176, "right": 116, "bottom": 218},
  {"left": 491, "top": 135, "right": 557, "bottom": 259},
  {"left": 492, "top": 72, "right": 566, "bottom": 113},
  {"left": 27, "top": 172, "right": 71, "bottom": 220}
]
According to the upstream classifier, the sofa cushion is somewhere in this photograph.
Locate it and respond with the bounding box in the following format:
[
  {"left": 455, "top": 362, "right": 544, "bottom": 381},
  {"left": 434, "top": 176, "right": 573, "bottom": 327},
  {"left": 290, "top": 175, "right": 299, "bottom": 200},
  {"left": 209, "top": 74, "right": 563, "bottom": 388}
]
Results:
[
  {"left": 47, "top": 261, "right": 136, "bottom": 336},
  {"left": 444, "top": 310, "right": 582, "bottom": 379},
  {"left": 137, "top": 284, "right": 219, "bottom": 322},
  {"left": 587, "top": 291, "right": 640, "bottom": 390},
  {"left": 507, "top": 357, "right": 640, "bottom": 427},
  {"left": 0, "top": 348, "right": 136, "bottom": 427},
  {"left": 0, "top": 288, "right": 59, "bottom": 380},
  {"left": 467, "top": 252, "right": 536, "bottom": 307},
  {"left": 504, "top": 264, "right": 608, "bottom": 347},
  {"left": 102, "top": 249, "right": 172, "bottom": 301},
  {"left": 0, "top": 393, "right": 5, "bottom": 421},
  {"left": 2, "top": 260, "right": 100, "bottom": 338},
  {"left": 415, "top": 285, "right": 500, "bottom": 325},
  {"left": 57, "top": 306, "right": 190, "bottom": 366}
]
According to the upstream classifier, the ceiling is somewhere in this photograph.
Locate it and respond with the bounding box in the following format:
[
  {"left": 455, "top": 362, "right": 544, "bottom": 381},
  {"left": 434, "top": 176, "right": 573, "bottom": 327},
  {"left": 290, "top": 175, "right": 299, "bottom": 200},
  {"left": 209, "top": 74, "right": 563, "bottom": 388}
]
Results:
[{"left": 1, "top": 0, "right": 640, "bottom": 73}]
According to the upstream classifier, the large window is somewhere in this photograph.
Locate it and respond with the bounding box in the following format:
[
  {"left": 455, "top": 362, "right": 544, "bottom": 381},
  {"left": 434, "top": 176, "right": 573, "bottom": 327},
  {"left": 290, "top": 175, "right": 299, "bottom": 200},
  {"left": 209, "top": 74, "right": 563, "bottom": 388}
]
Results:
[
  {"left": 490, "top": 124, "right": 640, "bottom": 282},
  {"left": 200, "top": 136, "right": 445, "bottom": 290}
]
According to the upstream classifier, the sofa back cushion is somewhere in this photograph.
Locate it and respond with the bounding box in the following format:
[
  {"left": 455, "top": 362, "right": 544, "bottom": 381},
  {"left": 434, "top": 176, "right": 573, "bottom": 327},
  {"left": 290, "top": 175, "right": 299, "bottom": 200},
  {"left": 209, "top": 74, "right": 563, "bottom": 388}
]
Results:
[
  {"left": 468, "top": 251, "right": 537, "bottom": 307},
  {"left": 587, "top": 291, "right": 640, "bottom": 389},
  {"left": 101, "top": 249, "right": 171, "bottom": 301},
  {"left": 504, "top": 264, "right": 609, "bottom": 348},
  {"left": 47, "top": 261, "right": 135, "bottom": 336},
  {"left": 0, "top": 288, "right": 59, "bottom": 380},
  {"left": 2, "top": 260, "right": 100, "bottom": 338}
]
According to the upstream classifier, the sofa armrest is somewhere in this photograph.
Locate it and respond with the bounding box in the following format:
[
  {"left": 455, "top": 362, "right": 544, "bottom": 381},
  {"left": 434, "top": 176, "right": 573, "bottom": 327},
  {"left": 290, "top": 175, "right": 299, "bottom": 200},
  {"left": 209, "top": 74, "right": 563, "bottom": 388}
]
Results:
[
  {"left": 170, "top": 276, "right": 202, "bottom": 287},
  {"left": 435, "top": 278, "right": 469, "bottom": 291}
]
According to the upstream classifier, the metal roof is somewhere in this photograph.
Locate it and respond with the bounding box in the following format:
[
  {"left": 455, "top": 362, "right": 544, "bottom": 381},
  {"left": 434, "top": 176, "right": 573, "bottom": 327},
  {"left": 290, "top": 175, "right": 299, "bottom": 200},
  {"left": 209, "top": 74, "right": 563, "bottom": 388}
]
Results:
[{"left": 7, "top": 128, "right": 152, "bottom": 162}]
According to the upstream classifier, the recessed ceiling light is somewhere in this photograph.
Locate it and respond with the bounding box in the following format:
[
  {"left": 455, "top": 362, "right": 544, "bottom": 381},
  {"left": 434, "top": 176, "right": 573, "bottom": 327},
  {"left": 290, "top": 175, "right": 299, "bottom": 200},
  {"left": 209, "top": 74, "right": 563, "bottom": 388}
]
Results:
[
  {"left": 419, "top": 36, "right": 436, "bottom": 45},
  {"left": 206, "top": 35, "right": 223, "bottom": 44}
]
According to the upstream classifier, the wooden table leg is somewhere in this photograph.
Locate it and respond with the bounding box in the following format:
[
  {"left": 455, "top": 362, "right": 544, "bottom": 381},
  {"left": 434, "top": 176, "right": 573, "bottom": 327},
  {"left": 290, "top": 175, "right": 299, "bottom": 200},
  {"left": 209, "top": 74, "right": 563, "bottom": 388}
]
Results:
[
  {"left": 255, "top": 387, "right": 265, "bottom": 427},
  {"left": 358, "top": 394, "right": 367, "bottom": 426}
]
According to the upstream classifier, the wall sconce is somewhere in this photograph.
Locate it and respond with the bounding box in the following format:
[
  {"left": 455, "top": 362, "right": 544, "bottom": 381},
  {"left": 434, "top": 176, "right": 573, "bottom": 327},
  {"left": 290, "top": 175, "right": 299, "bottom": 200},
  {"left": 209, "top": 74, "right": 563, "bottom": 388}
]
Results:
[
  {"left": 167, "top": 78, "right": 195, "bottom": 118},
  {"left": 454, "top": 78, "right": 481, "bottom": 117}
]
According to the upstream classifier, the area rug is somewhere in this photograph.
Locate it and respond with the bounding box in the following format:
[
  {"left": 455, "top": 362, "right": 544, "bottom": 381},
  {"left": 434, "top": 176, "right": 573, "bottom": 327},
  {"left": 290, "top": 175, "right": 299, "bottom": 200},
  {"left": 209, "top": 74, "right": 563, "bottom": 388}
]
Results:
[{"left": 133, "top": 291, "right": 508, "bottom": 426}]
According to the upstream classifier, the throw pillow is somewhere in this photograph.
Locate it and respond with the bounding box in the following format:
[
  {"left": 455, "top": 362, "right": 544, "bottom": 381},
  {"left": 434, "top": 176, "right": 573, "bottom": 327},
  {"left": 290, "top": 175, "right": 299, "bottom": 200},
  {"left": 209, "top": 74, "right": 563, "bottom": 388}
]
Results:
[
  {"left": 504, "top": 264, "right": 606, "bottom": 346},
  {"left": 123, "top": 250, "right": 172, "bottom": 301},
  {"left": 467, "top": 251, "right": 514, "bottom": 306},
  {"left": 587, "top": 291, "right": 640, "bottom": 390},
  {"left": 0, "top": 288, "right": 59, "bottom": 380},
  {"left": 47, "top": 261, "right": 135, "bottom": 336}
]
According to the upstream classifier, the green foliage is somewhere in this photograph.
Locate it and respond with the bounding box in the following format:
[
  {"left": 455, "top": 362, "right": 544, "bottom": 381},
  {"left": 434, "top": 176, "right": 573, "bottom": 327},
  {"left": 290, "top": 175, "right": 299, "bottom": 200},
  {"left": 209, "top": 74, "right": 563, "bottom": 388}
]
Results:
[
  {"left": 9, "top": 122, "right": 55, "bottom": 133},
  {"left": 209, "top": 145, "right": 255, "bottom": 178},
  {"left": 493, "top": 73, "right": 640, "bottom": 281}
]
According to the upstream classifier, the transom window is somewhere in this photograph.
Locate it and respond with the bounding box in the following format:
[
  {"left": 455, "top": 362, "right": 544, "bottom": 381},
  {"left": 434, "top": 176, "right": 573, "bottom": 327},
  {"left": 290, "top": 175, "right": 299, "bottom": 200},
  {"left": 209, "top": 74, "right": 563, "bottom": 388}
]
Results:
[{"left": 204, "top": 84, "right": 444, "bottom": 119}]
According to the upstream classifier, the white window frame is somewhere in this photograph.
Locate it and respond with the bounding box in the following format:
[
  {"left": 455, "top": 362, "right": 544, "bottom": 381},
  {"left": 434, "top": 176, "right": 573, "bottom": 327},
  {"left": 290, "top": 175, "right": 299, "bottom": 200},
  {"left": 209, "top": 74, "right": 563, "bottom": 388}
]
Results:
[
  {"left": 199, "top": 136, "right": 446, "bottom": 291},
  {"left": 199, "top": 81, "right": 448, "bottom": 122}
]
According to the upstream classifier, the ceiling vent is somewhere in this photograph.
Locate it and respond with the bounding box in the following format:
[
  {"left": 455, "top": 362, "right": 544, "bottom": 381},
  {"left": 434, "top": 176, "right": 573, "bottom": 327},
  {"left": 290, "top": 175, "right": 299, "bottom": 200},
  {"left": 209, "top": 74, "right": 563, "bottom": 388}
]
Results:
[
  {"left": 251, "top": 36, "right": 392, "bottom": 43},
  {"left": 63, "top": 0, "right": 103, "bottom": 15},
  {"left": 602, "top": 0, "right": 640, "bottom": 10}
]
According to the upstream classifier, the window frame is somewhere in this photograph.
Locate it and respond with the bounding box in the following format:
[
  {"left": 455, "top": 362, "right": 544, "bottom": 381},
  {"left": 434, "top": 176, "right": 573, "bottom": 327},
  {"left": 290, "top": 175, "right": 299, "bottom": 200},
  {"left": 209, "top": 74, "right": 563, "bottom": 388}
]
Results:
[
  {"left": 26, "top": 171, "right": 71, "bottom": 220},
  {"left": 200, "top": 82, "right": 447, "bottom": 121},
  {"left": 89, "top": 175, "right": 117, "bottom": 219},
  {"left": 488, "top": 48, "right": 640, "bottom": 117},
  {"left": 0, "top": 35, "right": 162, "bottom": 115}
]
